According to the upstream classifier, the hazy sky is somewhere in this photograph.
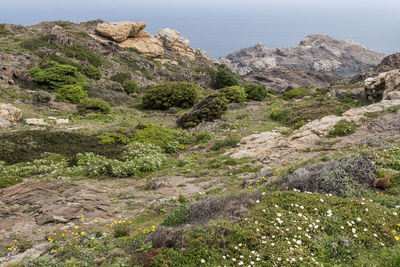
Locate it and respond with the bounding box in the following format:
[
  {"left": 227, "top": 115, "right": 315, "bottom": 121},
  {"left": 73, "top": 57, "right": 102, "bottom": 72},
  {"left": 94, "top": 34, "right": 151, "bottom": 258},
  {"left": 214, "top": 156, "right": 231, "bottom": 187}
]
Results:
[{"left": 1, "top": 0, "right": 399, "bottom": 57}]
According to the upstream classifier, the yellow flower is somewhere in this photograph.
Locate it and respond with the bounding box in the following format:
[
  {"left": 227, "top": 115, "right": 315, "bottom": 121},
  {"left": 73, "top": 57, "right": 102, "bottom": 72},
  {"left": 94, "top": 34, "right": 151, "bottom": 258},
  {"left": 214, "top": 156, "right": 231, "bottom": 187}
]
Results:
[
  {"left": 81, "top": 232, "right": 85, "bottom": 235},
  {"left": 75, "top": 226, "right": 79, "bottom": 229},
  {"left": 396, "top": 236, "right": 400, "bottom": 240},
  {"left": 15, "top": 232, "right": 19, "bottom": 235},
  {"left": 38, "top": 229, "right": 42, "bottom": 232},
  {"left": 392, "top": 230, "right": 397, "bottom": 233}
]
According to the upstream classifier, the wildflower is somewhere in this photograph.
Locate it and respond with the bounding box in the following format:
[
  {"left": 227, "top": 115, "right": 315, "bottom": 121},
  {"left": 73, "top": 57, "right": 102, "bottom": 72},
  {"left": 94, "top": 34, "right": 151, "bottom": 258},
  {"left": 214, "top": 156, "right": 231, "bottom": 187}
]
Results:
[
  {"left": 201, "top": 259, "right": 205, "bottom": 263},
  {"left": 396, "top": 236, "right": 400, "bottom": 240},
  {"left": 357, "top": 217, "right": 362, "bottom": 222}
]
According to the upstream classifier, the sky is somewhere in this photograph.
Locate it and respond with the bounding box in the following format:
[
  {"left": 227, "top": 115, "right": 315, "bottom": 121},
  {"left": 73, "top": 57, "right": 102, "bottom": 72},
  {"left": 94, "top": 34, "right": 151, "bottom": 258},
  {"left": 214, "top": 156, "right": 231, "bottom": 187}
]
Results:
[{"left": 1, "top": 0, "right": 399, "bottom": 58}]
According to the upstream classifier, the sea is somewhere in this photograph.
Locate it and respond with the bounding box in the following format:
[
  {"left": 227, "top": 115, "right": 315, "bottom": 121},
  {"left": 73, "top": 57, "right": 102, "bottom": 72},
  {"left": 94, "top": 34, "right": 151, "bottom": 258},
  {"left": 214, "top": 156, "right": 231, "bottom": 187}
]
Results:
[{"left": 0, "top": 1, "right": 399, "bottom": 59}]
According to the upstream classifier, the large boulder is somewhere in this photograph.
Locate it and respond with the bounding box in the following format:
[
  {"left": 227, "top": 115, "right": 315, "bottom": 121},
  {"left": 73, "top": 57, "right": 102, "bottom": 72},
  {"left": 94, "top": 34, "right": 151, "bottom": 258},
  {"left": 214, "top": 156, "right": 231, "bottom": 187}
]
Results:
[
  {"left": 119, "top": 31, "right": 165, "bottom": 58},
  {"left": 375, "top": 53, "right": 400, "bottom": 73},
  {"left": 95, "top": 21, "right": 146, "bottom": 43},
  {"left": 0, "top": 103, "right": 22, "bottom": 127},
  {"left": 156, "top": 28, "right": 196, "bottom": 60},
  {"left": 364, "top": 69, "right": 400, "bottom": 101}
]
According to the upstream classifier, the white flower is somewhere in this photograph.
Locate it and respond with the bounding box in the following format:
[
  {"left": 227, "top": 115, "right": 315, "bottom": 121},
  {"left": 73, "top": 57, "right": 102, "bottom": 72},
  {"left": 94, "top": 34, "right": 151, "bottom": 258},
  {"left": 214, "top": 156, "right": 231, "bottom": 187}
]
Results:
[
  {"left": 238, "top": 261, "right": 244, "bottom": 265},
  {"left": 320, "top": 198, "right": 324, "bottom": 202},
  {"left": 373, "top": 233, "right": 378, "bottom": 237},
  {"left": 393, "top": 212, "right": 398, "bottom": 216},
  {"left": 356, "top": 218, "right": 361, "bottom": 222},
  {"left": 271, "top": 242, "right": 275, "bottom": 246},
  {"left": 222, "top": 256, "right": 226, "bottom": 259},
  {"left": 277, "top": 213, "right": 281, "bottom": 217},
  {"left": 352, "top": 228, "right": 356, "bottom": 233},
  {"left": 201, "top": 259, "right": 205, "bottom": 263}
]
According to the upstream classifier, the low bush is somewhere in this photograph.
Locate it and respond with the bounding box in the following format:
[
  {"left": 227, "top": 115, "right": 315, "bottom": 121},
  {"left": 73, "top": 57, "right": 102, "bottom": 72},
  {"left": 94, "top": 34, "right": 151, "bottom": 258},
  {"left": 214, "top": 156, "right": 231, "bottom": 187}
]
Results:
[
  {"left": 0, "top": 24, "right": 12, "bottom": 36},
  {"left": 56, "top": 85, "right": 88, "bottom": 104},
  {"left": 77, "top": 98, "right": 111, "bottom": 114},
  {"left": 279, "top": 156, "right": 377, "bottom": 197},
  {"left": 110, "top": 73, "right": 131, "bottom": 84},
  {"left": 63, "top": 45, "right": 105, "bottom": 67},
  {"left": 29, "top": 61, "right": 88, "bottom": 91},
  {"left": 83, "top": 66, "right": 102, "bottom": 80},
  {"left": 32, "top": 90, "right": 52, "bottom": 104},
  {"left": 122, "top": 80, "right": 139, "bottom": 95},
  {"left": 213, "top": 68, "right": 239, "bottom": 89},
  {"left": 217, "top": 86, "right": 247, "bottom": 104},
  {"left": 0, "top": 176, "right": 23, "bottom": 188},
  {"left": 87, "top": 86, "right": 133, "bottom": 105},
  {"left": 142, "top": 82, "right": 200, "bottom": 110},
  {"left": 243, "top": 83, "right": 267, "bottom": 101},
  {"left": 328, "top": 120, "right": 356, "bottom": 137},
  {"left": 212, "top": 135, "right": 241, "bottom": 151},
  {"left": 270, "top": 107, "right": 293, "bottom": 122},
  {"left": 195, "top": 132, "right": 211, "bottom": 144},
  {"left": 283, "top": 87, "right": 310, "bottom": 100},
  {"left": 177, "top": 94, "right": 227, "bottom": 128},
  {"left": 0, "top": 130, "right": 124, "bottom": 164}
]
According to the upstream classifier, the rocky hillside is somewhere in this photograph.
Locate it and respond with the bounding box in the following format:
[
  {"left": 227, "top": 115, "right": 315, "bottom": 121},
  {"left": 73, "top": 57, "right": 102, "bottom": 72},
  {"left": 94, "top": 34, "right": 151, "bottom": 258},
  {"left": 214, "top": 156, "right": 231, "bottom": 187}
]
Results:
[
  {"left": 219, "top": 35, "right": 385, "bottom": 90},
  {"left": 1, "top": 19, "right": 400, "bottom": 266}
]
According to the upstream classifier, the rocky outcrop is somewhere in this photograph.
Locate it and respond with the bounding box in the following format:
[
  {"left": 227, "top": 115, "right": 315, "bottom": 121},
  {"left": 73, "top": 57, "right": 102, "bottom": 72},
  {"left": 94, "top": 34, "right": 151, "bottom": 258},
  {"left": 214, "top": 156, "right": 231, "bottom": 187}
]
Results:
[
  {"left": 94, "top": 21, "right": 201, "bottom": 60},
  {"left": 226, "top": 99, "right": 400, "bottom": 160},
  {"left": 95, "top": 21, "right": 146, "bottom": 43},
  {"left": 0, "top": 103, "right": 22, "bottom": 128},
  {"left": 120, "top": 31, "right": 165, "bottom": 58},
  {"left": 244, "top": 66, "right": 342, "bottom": 91},
  {"left": 219, "top": 34, "right": 384, "bottom": 79},
  {"left": 365, "top": 69, "right": 400, "bottom": 101},
  {"left": 375, "top": 53, "right": 400, "bottom": 73},
  {"left": 156, "top": 28, "right": 196, "bottom": 60}
]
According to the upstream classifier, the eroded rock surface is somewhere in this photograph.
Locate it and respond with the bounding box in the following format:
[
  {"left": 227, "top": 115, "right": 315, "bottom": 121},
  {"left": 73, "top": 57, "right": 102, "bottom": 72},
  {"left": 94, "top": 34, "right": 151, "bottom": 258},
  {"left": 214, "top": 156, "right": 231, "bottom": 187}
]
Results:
[
  {"left": 0, "top": 103, "right": 22, "bottom": 127},
  {"left": 95, "top": 21, "right": 146, "bottom": 43},
  {"left": 365, "top": 69, "right": 400, "bottom": 101}
]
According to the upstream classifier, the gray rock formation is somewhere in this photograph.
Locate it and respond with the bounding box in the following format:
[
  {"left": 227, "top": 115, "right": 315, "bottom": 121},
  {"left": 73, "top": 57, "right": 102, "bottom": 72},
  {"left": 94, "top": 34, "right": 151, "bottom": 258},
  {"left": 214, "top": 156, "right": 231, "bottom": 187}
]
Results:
[
  {"left": 375, "top": 53, "right": 400, "bottom": 73},
  {"left": 219, "top": 35, "right": 384, "bottom": 76},
  {"left": 365, "top": 69, "right": 400, "bottom": 101}
]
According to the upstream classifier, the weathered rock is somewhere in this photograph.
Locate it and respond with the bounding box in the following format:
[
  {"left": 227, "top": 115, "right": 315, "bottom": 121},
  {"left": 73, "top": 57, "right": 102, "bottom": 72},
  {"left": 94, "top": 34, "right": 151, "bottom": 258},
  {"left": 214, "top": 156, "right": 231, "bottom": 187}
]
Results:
[
  {"left": 0, "top": 118, "right": 10, "bottom": 128},
  {"left": 120, "top": 31, "right": 165, "bottom": 58},
  {"left": 156, "top": 28, "right": 196, "bottom": 60},
  {"left": 25, "top": 118, "right": 49, "bottom": 126},
  {"left": 95, "top": 21, "right": 146, "bottom": 43},
  {"left": 0, "top": 103, "right": 22, "bottom": 126},
  {"left": 226, "top": 99, "right": 400, "bottom": 159},
  {"left": 219, "top": 35, "right": 384, "bottom": 76},
  {"left": 56, "top": 118, "right": 69, "bottom": 125},
  {"left": 364, "top": 69, "right": 400, "bottom": 101},
  {"left": 375, "top": 53, "right": 400, "bottom": 73}
]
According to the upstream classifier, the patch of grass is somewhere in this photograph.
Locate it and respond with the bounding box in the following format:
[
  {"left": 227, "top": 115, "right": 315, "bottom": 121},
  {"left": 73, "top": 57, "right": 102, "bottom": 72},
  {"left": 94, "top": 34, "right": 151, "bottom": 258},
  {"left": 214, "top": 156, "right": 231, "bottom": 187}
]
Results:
[
  {"left": 327, "top": 120, "right": 357, "bottom": 138},
  {"left": 283, "top": 87, "right": 310, "bottom": 100},
  {"left": 0, "top": 24, "right": 12, "bottom": 36},
  {"left": 0, "top": 176, "right": 23, "bottom": 188}
]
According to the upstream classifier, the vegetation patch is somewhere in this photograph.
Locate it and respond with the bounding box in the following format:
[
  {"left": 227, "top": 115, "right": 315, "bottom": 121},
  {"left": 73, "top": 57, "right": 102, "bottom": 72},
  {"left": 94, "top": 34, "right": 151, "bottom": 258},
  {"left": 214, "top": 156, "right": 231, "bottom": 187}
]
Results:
[
  {"left": 142, "top": 82, "right": 200, "bottom": 110},
  {"left": 244, "top": 83, "right": 267, "bottom": 101},
  {"left": 283, "top": 87, "right": 310, "bottom": 100},
  {"left": 77, "top": 98, "right": 111, "bottom": 114},
  {"left": 56, "top": 85, "right": 88, "bottom": 104},
  {"left": 217, "top": 86, "right": 247, "bottom": 104},
  {"left": 328, "top": 119, "right": 356, "bottom": 137}
]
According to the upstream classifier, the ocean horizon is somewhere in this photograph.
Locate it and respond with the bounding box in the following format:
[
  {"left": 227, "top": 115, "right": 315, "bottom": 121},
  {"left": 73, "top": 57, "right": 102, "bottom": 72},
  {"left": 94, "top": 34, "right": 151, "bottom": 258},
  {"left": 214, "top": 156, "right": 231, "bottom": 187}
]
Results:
[{"left": 1, "top": 0, "right": 399, "bottom": 58}]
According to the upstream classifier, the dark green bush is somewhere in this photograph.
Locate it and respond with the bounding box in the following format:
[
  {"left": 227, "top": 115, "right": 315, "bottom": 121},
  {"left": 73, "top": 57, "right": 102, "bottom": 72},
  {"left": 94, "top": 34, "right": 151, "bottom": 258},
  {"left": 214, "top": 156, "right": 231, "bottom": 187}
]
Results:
[
  {"left": 77, "top": 98, "right": 111, "bottom": 114},
  {"left": 63, "top": 45, "right": 104, "bottom": 67},
  {"left": 328, "top": 120, "right": 356, "bottom": 137},
  {"left": 110, "top": 73, "right": 131, "bottom": 84},
  {"left": 122, "top": 80, "right": 139, "bottom": 95},
  {"left": 83, "top": 66, "right": 102, "bottom": 80},
  {"left": 217, "top": 86, "right": 247, "bottom": 104},
  {"left": 283, "top": 87, "right": 310, "bottom": 100},
  {"left": 29, "top": 61, "right": 88, "bottom": 90},
  {"left": 177, "top": 94, "right": 227, "bottom": 128},
  {"left": 56, "top": 85, "right": 88, "bottom": 104},
  {"left": 161, "top": 204, "right": 190, "bottom": 226},
  {"left": 195, "top": 132, "right": 211, "bottom": 144},
  {"left": 142, "top": 82, "right": 200, "bottom": 110},
  {"left": 213, "top": 68, "right": 239, "bottom": 89},
  {"left": 244, "top": 83, "right": 267, "bottom": 101}
]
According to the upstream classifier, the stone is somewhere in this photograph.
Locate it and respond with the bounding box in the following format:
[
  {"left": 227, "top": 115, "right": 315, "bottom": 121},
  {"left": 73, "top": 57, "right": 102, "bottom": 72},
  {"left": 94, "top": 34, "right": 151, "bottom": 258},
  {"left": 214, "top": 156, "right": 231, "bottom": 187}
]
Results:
[
  {"left": 56, "top": 118, "right": 69, "bottom": 125},
  {"left": 119, "top": 31, "right": 165, "bottom": 58},
  {"left": 156, "top": 28, "right": 196, "bottom": 60},
  {"left": 0, "top": 118, "right": 10, "bottom": 128},
  {"left": 25, "top": 118, "right": 49, "bottom": 126},
  {"left": 0, "top": 103, "right": 22, "bottom": 124},
  {"left": 364, "top": 69, "right": 400, "bottom": 102},
  {"left": 95, "top": 21, "right": 146, "bottom": 43}
]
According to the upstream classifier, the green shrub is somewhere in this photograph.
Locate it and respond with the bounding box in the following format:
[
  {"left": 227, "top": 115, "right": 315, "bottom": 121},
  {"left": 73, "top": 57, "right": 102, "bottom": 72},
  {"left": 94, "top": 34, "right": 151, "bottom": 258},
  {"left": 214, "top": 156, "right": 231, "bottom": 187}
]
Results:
[
  {"left": 212, "top": 135, "right": 241, "bottom": 151},
  {"left": 77, "top": 98, "right": 111, "bottom": 114},
  {"left": 0, "top": 176, "right": 23, "bottom": 188},
  {"left": 142, "top": 82, "right": 200, "bottom": 110},
  {"left": 195, "top": 132, "right": 211, "bottom": 144},
  {"left": 0, "top": 130, "right": 124, "bottom": 164},
  {"left": 0, "top": 24, "right": 12, "bottom": 36},
  {"left": 114, "top": 223, "right": 131, "bottom": 238},
  {"left": 243, "top": 83, "right": 267, "bottom": 101},
  {"left": 270, "top": 108, "right": 293, "bottom": 122},
  {"left": 83, "top": 66, "right": 102, "bottom": 80},
  {"left": 29, "top": 61, "right": 88, "bottom": 90},
  {"left": 110, "top": 73, "right": 131, "bottom": 84},
  {"left": 177, "top": 94, "right": 227, "bottom": 128},
  {"left": 217, "top": 86, "right": 247, "bottom": 104},
  {"left": 161, "top": 204, "right": 190, "bottom": 226},
  {"left": 213, "top": 69, "right": 239, "bottom": 89},
  {"left": 283, "top": 87, "right": 310, "bottom": 100},
  {"left": 328, "top": 120, "right": 356, "bottom": 137},
  {"left": 56, "top": 85, "right": 88, "bottom": 104},
  {"left": 63, "top": 45, "right": 104, "bottom": 67},
  {"left": 122, "top": 80, "right": 139, "bottom": 95}
]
